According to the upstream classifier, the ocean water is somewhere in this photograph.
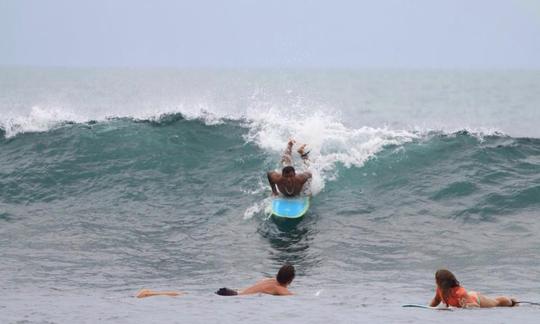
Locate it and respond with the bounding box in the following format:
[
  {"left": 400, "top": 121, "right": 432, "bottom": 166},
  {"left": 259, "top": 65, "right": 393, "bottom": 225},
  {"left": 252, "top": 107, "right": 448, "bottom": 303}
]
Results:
[{"left": 1, "top": 68, "right": 539, "bottom": 323}]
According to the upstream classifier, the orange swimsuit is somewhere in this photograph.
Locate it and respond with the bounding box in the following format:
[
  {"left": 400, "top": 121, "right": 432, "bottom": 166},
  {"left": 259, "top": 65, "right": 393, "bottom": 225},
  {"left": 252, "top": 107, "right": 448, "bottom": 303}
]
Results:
[{"left": 436, "top": 286, "right": 480, "bottom": 307}]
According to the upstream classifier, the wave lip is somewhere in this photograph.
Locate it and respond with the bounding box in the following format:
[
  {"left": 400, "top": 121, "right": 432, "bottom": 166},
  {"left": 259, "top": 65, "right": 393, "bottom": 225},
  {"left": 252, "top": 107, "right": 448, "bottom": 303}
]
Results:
[
  {"left": 0, "top": 106, "right": 88, "bottom": 138},
  {"left": 0, "top": 104, "right": 238, "bottom": 139}
]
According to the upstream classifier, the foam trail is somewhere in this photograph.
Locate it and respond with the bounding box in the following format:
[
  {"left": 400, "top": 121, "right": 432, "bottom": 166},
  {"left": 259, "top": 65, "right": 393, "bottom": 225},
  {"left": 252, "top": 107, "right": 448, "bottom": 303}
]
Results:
[{"left": 243, "top": 197, "right": 273, "bottom": 220}]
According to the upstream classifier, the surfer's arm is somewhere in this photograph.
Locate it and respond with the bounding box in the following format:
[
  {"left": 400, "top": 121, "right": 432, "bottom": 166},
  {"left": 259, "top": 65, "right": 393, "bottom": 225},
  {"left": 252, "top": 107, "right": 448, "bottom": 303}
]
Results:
[
  {"left": 267, "top": 172, "right": 279, "bottom": 196},
  {"left": 136, "top": 289, "right": 184, "bottom": 298},
  {"left": 297, "top": 143, "right": 310, "bottom": 166},
  {"left": 300, "top": 172, "right": 312, "bottom": 183},
  {"left": 429, "top": 292, "right": 441, "bottom": 307}
]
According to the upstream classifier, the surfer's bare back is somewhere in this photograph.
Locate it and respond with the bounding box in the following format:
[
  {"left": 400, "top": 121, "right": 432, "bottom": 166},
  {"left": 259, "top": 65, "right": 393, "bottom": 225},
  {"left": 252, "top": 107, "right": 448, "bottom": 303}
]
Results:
[{"left": 267, "top": 139, "right": 311, "bottom": 197}]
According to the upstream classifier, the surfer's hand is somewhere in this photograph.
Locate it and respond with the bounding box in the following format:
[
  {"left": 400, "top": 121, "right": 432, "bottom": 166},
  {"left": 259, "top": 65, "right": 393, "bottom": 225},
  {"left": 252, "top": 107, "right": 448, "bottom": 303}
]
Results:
[
  {"left": 272, "top": 191, "right": 279, "bottom": 197},
  {"left": 287, "top": 139, "right": 295, "bottom": 147}
]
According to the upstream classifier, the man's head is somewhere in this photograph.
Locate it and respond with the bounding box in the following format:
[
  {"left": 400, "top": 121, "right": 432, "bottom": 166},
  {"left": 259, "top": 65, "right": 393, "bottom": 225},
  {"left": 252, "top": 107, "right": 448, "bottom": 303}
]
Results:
[
  {"left": 281, "top": 166, "right": 296, "bottom": 178},
  {"left": 276, "top": 264, "right": 295, "bottom": 286}
]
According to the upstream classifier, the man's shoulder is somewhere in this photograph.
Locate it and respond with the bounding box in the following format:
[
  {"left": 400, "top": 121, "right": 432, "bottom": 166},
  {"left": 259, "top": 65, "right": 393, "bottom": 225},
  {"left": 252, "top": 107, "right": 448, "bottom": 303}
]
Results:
[
  {"left": 297, "top": 172, "right": 312, "bottom": 180},
  {"left": 273, "top": 285, "right": 292, "bottom": 296}
]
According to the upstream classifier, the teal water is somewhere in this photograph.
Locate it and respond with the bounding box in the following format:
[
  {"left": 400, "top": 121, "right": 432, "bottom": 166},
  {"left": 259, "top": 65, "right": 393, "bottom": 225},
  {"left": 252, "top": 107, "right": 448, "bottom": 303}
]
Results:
[{"left": 1, "top": 68, "right": 540, "bottom": 323}]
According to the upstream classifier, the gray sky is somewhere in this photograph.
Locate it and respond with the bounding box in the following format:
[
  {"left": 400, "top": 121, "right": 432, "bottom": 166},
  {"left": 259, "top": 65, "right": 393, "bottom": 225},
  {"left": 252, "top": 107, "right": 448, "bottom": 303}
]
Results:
[{"left": 1, "top": 0, "right": 539, "bottom": 68}]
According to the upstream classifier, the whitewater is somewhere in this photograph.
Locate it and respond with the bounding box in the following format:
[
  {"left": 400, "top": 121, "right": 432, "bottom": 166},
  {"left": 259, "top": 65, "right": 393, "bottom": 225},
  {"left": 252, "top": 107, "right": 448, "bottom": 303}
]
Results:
[{"left": 1, "top": 67, "right": 539, "bottom": 323}]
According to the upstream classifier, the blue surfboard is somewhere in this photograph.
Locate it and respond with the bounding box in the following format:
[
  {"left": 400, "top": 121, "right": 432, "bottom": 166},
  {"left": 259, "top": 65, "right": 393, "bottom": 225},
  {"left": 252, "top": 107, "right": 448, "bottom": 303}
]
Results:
[{"left": 271, "top": 197, "right": 310, "bottom": 219}]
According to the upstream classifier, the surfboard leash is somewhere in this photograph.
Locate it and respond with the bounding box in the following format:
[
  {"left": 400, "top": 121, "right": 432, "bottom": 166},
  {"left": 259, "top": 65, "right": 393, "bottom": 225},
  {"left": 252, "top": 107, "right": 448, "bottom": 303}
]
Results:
[{"left": 517, "top": 301, "right": 540, "bottom": 306}]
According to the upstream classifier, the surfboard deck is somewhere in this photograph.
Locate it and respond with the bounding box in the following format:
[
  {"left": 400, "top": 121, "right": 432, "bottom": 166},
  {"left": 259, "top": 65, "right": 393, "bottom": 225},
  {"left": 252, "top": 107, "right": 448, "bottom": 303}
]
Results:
[
  {"left": 402, "top": 304, "right": 453, "bottom": 311},
  {"left": 271, "top": 197, "right": 310, "bottom": 219}
]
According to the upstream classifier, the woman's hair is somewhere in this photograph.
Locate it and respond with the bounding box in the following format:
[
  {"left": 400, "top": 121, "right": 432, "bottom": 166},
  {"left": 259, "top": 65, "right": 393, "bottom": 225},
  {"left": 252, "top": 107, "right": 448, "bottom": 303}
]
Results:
[{"left": 435, "top": 269, "right": 460, "bottom": 305}]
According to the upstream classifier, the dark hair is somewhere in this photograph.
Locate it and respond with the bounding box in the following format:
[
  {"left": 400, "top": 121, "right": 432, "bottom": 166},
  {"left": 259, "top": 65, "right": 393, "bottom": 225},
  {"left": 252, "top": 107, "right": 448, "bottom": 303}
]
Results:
[
  {"left": 282, "top": 166, "right": 295, "bottom": 176},
  {"left": 215, "top": 287, "right": 238, "bottom": 296},
  {"left": 435, "top": 269, "right": 460, "bottom": 306},
  {"left": 276, "top": 264, "right": 295, "bottom": 285}
]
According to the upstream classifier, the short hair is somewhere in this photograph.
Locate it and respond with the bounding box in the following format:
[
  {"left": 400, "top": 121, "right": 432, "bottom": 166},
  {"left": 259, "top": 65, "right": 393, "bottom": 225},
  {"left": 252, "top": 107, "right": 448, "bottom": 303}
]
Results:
[
  {"left": 215, "top": 287, "right": 238, "bottom": 296},
  {"left": 276, "top": 264, "right": 295, "bottom": 285},
  {"left": 282, "top": 166, "right": 295, "bottom": 175}
]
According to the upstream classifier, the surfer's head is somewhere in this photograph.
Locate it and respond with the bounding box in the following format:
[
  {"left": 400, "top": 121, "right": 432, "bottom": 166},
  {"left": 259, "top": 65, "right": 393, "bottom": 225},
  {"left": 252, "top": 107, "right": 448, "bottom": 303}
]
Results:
[
  {"left": 282, "top": 166, "right": 295, "bottom": 177},
  {"left": 276, "top": 264, "right": 295, "bottom": 286},
  {"left": 435, "top": 269, "right": 460, "bottom": 304},
  {"left": 435, "top": 269, "right": 459, "bottom": 288}
]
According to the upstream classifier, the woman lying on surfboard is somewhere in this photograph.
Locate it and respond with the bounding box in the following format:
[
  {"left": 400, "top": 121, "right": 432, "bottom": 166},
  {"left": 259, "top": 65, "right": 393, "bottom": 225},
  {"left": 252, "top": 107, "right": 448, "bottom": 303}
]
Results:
[
  {"left": 267, "top": 139, "right": 311, "bottom": 197},
  {"left": 430, "top": 269, "right": 517, "bottom": 308}
]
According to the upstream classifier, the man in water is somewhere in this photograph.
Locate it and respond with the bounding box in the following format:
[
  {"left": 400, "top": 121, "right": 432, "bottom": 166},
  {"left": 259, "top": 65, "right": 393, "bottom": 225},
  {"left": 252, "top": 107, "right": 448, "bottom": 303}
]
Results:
[
  {"left": 267, "top": 140, "right": 311, "bottom": 197},
  {"left": 216, "top": 264, "right": 295, "bottom": 296},
  {"left": 135, "top": 264, "right": 295, "bottom": 298}
]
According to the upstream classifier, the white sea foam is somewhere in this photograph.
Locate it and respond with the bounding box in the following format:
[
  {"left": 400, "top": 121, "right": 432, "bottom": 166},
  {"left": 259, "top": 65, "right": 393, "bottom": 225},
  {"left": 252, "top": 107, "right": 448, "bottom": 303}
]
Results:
[
  {"left": 0, "top": 106, "right": 89, "bottom": 138},
  {"left": 0, "top": 103, "right": 232, "bottom": 138},
  {"left": 243, "top": 197, "right": 273, "bottom": 220},
  {"left": 242, "top": 106, "right": 419, "bottom": 194}
]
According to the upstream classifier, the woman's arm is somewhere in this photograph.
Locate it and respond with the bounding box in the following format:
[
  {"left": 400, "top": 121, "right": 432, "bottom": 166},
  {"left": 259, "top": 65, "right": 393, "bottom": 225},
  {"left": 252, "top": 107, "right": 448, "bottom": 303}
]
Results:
[{"left": 430, "top": 292, "right": 441, "bottom": 307}]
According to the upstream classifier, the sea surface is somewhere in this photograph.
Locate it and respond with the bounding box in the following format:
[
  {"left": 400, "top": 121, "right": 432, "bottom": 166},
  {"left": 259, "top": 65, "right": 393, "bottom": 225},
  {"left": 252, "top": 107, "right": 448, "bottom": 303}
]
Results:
[{"left": 1, "top": 68, "right": 539, "bottom": 323}]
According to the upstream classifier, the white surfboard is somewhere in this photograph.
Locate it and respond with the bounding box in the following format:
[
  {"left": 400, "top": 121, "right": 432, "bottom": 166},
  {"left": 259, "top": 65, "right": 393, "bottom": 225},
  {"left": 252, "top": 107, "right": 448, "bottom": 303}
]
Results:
[{"left": 402, "top": 304, "right": 453, "bottom": 311}]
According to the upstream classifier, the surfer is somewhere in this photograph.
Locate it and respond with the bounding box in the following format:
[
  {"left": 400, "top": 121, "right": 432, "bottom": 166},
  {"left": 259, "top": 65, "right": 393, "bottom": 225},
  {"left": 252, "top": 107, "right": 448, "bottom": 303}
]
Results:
[
  {"left": 429, "top": 269, "right": 518, "bottom": 308},
  {"left": 135, "top": 264, "right": 295, "bottom": 298},
  {"left": 267, "top": 139, "right": 312, "bottom": 197},
  {"left": 216, "top": 264, "right": 295, "bottom": 296}
]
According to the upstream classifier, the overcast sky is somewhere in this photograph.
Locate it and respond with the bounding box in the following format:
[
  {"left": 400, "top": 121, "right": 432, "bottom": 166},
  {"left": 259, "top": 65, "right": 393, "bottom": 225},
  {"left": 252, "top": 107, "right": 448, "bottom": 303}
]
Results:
[{"left": 1, "top": 0, "right": 539, "bottom": 68}]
